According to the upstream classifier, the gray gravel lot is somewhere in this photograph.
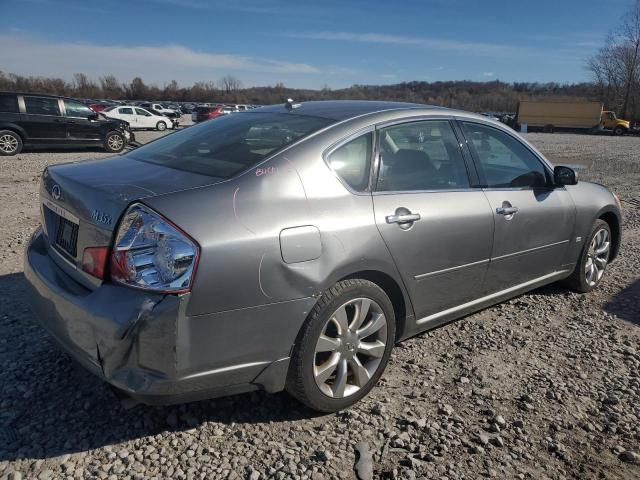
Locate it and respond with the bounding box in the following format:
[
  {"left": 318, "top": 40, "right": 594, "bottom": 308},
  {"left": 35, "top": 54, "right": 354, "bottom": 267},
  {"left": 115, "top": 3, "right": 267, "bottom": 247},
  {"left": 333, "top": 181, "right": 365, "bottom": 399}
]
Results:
[{"left": 0, "top": 128, "right": 639, "bottom": 480}]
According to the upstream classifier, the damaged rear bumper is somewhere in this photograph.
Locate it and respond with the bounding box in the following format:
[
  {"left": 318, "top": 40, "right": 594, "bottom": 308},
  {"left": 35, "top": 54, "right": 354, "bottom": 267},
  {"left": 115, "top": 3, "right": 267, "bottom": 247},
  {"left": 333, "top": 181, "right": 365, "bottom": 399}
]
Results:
[{"left": 24, "top": 228, "right": 312, "bottom": 404}]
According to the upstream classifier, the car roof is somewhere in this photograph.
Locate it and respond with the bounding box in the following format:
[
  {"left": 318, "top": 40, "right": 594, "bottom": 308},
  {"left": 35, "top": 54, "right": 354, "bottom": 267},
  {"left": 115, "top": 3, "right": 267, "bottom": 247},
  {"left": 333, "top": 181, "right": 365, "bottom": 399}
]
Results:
[
  {"left": 255, "top": 100, "right": 441, "bottom": 121},
  {"left": 0, "top": 91, "right": 87, "bottom": 102}
]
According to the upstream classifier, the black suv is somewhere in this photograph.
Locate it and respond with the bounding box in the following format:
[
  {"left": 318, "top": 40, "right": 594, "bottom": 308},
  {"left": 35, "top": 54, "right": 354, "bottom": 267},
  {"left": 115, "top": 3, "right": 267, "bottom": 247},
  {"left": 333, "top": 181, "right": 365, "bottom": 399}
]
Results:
[{"left": 0, "top": 92, "right": 134, "bottom": 156}]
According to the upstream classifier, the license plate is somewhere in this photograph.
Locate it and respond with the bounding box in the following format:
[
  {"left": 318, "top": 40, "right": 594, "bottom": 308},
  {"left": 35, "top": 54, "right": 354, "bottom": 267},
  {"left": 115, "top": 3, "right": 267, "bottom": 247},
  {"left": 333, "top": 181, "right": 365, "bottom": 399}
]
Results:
[{"left": 56, "top": 216, "right": 79, "bottom": 258}]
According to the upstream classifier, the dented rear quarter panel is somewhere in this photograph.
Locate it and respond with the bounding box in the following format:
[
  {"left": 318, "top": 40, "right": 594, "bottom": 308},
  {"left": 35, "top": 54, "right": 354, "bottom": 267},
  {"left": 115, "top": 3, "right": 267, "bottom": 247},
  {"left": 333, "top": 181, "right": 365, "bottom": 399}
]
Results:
[{"left": 144, "top": 116, "right": 413, "bottom": 321}]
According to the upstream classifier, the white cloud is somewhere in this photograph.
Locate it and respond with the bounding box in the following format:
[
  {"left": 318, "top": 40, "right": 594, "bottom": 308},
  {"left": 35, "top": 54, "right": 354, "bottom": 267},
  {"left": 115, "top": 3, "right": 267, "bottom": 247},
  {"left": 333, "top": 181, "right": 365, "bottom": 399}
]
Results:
[
  {"left": 285, "top": 31, "right": 521, "bottom": 57},
  {"left": 483, "top": 72, "right": 495, "bottom": 77},
  {"left": 0, "top": 34, "right": 355, "bottom": 87}
]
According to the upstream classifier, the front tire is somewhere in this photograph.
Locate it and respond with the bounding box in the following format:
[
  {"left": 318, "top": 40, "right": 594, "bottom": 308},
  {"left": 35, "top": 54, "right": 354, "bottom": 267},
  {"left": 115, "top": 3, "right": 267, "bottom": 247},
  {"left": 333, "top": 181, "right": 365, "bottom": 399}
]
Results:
[
  {"left": 104, "top": 131, "right": 125, "bottom": 153},
  {"left": 0, "top": 130, "right": 23, "bottom": 156},
  {"left": 565, "top": 219, "right": 612, "bottom": 293},
  {"left": 613, "top": 126, "right": 625, "bottom": 136},
  {"left": 287, "top": 279, "right": 396, "bottom": 412},
  {"left": 156, "top": 121, "right": 167, "bottom": 131}
]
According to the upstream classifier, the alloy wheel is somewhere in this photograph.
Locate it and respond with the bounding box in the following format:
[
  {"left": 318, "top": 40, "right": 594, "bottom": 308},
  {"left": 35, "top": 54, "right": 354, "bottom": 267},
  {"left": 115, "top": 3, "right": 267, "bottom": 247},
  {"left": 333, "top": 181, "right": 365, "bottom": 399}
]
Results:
[
  {"left": 585, "top": 228, "right": 610, "bottom": 287},
  {"left": 108, "top": 135, "right": 124, "bottom": 150},
  {"left": 0, "top": 134, "right": 19, "bottom": 154},
  {"left": 313, "top": 298, "right": 388, "bottom": 398}
]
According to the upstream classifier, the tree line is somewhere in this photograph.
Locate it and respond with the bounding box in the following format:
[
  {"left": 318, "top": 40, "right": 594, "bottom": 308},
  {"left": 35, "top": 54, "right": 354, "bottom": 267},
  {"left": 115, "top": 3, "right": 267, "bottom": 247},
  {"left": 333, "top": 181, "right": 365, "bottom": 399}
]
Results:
[{"left": 0, "top": 71, "right": 607, "bottom": 115}]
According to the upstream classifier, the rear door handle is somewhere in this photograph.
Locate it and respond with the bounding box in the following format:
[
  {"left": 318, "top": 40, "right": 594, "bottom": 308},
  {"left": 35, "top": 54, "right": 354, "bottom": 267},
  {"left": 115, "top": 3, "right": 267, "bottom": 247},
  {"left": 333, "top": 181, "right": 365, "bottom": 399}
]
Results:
[
  {"left": 496, "top": 206, "right": 519, "bottom": 215},
  {"left": 386, "top": 213, "right": 421, "bottom": 224}
]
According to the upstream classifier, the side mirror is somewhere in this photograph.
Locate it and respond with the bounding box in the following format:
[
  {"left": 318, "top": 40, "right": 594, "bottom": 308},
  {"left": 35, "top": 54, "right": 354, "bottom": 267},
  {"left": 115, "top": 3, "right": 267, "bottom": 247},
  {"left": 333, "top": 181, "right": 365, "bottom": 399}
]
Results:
[
  {"left": 554, "top": 165, "right": 577, "bottom": 186},
  {"left": 87, "top": 112, "right": 98, "bottom": 121}
]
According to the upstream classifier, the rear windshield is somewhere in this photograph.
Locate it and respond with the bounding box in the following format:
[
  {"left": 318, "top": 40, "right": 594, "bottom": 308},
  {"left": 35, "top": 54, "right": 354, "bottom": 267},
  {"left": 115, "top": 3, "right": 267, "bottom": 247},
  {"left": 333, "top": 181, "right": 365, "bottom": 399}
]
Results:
[
  {"left": 196, "top": 106, "right": 213, "bottom": 113},
  {"left": 127, "top": 112, "right": 333, "bottom": 178}
]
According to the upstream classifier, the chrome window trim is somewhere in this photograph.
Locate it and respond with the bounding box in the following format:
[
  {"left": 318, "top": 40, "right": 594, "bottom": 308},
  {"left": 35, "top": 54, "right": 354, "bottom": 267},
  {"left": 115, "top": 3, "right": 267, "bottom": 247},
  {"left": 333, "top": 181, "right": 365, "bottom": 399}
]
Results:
[
  {"left": 375, "top": 114, "right": 456, "bottom": 129},
  {"left": 17, "top": 95, "right": 26, "bottom": 113},
  {"left": 372, "top": 188, "right": 478, "bottom": 196}
]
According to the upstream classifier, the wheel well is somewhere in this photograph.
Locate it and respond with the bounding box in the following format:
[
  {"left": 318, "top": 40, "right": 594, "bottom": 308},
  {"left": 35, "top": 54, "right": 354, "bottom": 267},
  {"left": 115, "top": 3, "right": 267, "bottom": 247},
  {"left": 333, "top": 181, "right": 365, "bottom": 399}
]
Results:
[
  {"left": 599, "top": 211, "right": 621, "bottom": 261},
  {"left": 340, "top": 270, "right": 408, "bottom": 340},
  {"left": 0, "top": 127, "right": 25, "bottom": 142}
]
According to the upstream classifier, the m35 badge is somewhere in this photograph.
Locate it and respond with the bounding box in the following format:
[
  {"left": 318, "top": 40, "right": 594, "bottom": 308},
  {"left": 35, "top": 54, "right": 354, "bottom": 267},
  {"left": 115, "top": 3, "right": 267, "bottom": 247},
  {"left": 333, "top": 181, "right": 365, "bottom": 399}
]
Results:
[{"left": 91, "top": 209, "right": 113, "bottom": 225}]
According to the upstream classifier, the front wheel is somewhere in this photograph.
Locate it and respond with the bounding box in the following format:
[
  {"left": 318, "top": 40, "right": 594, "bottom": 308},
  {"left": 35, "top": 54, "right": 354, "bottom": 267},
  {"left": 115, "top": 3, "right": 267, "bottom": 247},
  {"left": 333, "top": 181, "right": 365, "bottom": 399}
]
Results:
[
  {"left": 613, "top": 126, "right": 625, "bottom": 136},
  {"left": 156, "top": 121, "right": 167, "bottom": 131},
  {"left": 565, "top": 219, "right": 612, "bottom": 293},
  {"left": 104, "top": 131, "right": 125, "bottom": 153},
  {"left": 287, "top": 279, "right": 396, "bottom": 412}
]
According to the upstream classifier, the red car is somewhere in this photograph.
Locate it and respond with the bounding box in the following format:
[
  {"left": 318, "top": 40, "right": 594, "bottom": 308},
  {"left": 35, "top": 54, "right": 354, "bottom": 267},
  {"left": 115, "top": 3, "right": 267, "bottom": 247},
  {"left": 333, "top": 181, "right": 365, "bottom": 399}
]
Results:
[
  {"left": 194, "top": 105, "right": 233, "bottom": 122},
  {"left": 89, "top": 103, "right": 113, "bottom": 113}
]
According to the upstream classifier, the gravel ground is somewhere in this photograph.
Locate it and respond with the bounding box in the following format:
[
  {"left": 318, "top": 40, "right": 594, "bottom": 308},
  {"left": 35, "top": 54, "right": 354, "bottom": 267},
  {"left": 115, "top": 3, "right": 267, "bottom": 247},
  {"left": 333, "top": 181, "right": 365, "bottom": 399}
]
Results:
[{"left": 0, "top": 128, "right": 638, "bottom": 480}]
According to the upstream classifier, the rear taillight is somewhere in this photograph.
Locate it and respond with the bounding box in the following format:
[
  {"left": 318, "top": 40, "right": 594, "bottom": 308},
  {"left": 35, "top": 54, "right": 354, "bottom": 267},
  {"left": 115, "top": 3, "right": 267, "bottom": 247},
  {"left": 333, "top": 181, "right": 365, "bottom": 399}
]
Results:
[
  {"left": 82, "top": 247, "right": 109, "bottom": 279},
  {"left": 110, "top": 203, "right": 199, "bottom": 293}
]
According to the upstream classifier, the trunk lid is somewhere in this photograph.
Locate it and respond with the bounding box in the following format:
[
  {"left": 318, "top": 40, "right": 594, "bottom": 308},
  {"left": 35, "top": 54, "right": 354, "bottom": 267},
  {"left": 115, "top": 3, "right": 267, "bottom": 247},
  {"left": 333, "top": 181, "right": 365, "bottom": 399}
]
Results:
[{"left": 40, "top": 155, "right": 223, "bottom": 289}]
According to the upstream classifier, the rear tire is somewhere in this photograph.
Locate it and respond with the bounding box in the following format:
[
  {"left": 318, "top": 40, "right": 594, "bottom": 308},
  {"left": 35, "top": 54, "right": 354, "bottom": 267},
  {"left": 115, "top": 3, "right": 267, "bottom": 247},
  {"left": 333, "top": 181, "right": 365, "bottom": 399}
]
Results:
[
  {"left": 286, "top": 279, "right": 396, "bottom": 412},
  {"left": 565, "top": 219, "right": 612, "bottom": 293},
  {"left": 0, "top": 130, "right": 23, "bottom": 156},
  {"left": 104, "top": 131, "right": 125, "bottom": 153},
  {"left": 156, "top": 121, "right": 167, "bottom": 131}
]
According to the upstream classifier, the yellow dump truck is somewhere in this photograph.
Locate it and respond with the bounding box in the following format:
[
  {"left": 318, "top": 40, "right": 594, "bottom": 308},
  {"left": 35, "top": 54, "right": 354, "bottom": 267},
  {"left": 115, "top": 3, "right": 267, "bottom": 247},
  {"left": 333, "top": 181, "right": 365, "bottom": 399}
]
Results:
[{"left": 516, "top": 101, "right": 631, "bottom": 135}]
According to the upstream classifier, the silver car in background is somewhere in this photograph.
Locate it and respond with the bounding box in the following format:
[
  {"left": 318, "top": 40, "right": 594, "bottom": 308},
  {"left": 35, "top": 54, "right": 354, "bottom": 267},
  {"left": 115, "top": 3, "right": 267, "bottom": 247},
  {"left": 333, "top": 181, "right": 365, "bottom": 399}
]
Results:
[{"left": 24, "top": 101, "right": 621, "bottom": 412}]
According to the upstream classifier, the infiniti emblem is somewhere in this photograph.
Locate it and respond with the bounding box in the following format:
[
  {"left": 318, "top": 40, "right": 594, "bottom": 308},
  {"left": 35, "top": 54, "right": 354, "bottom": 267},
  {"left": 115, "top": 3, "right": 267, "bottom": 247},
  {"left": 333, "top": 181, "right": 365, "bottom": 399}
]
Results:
[{"left": 51, "top": 184, "right": 62, "bottom": 201}]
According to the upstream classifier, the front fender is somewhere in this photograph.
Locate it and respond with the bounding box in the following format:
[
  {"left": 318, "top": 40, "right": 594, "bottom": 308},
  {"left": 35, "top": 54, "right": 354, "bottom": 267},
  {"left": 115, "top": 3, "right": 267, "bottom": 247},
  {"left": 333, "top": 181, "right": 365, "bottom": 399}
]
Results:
[{"left": 565, "top": 182, "right": 622, "bottom": 263}]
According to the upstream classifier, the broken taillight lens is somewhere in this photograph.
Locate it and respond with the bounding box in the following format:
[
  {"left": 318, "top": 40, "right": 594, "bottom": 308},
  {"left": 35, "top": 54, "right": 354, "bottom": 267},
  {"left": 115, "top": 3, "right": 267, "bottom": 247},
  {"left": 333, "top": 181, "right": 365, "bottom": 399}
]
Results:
[{"left": 110, "top": 203, "right": 199, "bottom": 293}]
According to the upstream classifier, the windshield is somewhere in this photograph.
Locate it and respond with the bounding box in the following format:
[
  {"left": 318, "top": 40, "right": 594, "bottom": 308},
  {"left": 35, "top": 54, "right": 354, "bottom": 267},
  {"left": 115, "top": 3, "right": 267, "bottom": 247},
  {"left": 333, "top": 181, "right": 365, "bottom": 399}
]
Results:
[{"left": 127, "top": 112, "right": 333, "bottom": 178}]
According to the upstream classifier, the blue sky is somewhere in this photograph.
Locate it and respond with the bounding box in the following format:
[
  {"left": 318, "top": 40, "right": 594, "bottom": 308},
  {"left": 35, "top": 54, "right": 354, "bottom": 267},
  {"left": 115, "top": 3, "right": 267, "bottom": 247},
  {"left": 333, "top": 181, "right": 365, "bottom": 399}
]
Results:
[{"left": 0, "top": 0, "right": 633, "bottom": 89}]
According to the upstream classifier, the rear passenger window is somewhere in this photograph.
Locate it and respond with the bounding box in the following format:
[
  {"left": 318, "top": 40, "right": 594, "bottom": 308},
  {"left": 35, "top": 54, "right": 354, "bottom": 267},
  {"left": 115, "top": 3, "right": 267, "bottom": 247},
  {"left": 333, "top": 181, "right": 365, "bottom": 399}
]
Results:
[
  {"left": 0, "top": 94, "right": 19, "bottom": 113},
  {"left": 376, "top": 120, "right": 469, "bottom": 191},
  {"left": 24, "top": 96, "right": 61, "bottom": 116},
  {"left": 120, "top": 108, "right": 134, "bottom": 115},
  {"left": 327, "top": 132, "right": 372, "bottom": 191}
]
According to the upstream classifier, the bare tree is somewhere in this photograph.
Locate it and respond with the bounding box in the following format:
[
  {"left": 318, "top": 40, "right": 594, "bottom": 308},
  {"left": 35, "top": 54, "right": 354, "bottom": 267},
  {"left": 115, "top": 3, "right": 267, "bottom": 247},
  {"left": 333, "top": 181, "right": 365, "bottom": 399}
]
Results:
[
  {"left": 99, "top": 75, "right": 123, "bottom": 99},
  {"left": 73, "top": 73, "right": 99, "bottom": 98},
  {"left": 218, "top": 75, "right": 242, "bottom": 94},
  {"left": 588, "top": 0, "right": 640, "bottom": 118}
]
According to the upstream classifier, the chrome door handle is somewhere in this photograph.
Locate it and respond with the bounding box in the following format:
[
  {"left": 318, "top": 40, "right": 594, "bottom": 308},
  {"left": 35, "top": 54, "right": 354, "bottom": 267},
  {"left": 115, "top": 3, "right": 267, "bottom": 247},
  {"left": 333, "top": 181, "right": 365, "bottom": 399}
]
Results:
[
  {"left": 496, "top": 206, "right": 519, "bottom": 215},
  {"left": 386, "top": 213, "right": 421, "bottom": 224}
]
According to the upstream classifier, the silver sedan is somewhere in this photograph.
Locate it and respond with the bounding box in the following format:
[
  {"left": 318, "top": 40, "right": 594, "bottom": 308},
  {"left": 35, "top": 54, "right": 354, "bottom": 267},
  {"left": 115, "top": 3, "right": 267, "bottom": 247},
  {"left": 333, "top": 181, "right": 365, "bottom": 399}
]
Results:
[{"left": 24, "top": 100, "right": 621, "bottom": 412}]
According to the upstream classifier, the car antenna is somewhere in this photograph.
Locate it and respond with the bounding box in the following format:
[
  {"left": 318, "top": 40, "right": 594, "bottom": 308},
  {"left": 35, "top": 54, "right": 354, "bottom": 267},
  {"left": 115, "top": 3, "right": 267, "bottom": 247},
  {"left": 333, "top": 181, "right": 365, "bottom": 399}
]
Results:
[{"left": 285, "top": 98, "right": 301, "bottom": 111}]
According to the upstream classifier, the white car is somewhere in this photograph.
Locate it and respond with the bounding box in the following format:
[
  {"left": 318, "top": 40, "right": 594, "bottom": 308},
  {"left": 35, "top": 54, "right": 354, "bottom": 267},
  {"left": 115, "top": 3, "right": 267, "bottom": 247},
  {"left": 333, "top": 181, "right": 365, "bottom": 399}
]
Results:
[
  {"left": 140, "top": 103, "right": 180, "bottom": 117},
  {"left": 104, "top": 106, "right": 176, "bottom": 131}
]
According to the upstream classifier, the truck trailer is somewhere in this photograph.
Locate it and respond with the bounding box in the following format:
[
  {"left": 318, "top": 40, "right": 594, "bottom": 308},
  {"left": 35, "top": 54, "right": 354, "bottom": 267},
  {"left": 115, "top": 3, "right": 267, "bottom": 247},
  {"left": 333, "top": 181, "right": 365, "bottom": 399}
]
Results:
[{"left": 516, "top": 101, "right": 631, "bottom": 135}]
